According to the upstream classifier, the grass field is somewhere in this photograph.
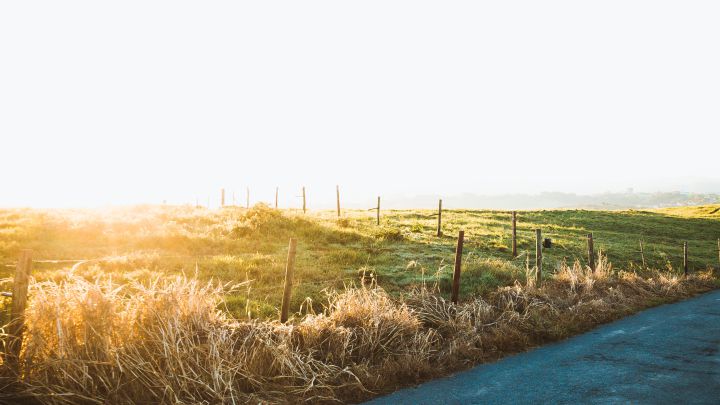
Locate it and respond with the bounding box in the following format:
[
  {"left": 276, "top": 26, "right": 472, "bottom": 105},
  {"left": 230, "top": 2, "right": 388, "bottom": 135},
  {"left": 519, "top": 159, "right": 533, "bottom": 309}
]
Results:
[
  {"left": 2, "top": 204, "right": 719, "bottom": 404},
  {"left": 2, "top": 203, "right": 719, "bottom": 320}
]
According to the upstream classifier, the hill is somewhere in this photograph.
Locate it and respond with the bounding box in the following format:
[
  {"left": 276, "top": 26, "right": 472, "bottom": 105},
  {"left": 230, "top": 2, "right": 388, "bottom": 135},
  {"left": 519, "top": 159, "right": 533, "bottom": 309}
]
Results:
[
  {"left": 2, "top": 204, "right": 719, "bottom": 319},
  {"left": 379, "top": 191, "right": 720, "bottom": 210}
]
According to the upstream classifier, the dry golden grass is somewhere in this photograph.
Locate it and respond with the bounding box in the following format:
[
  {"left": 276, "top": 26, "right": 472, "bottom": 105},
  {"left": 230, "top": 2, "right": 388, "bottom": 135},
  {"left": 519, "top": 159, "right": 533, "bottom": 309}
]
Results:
[{"left": 0, "top": 261, "right": 717, "bottom": 404}]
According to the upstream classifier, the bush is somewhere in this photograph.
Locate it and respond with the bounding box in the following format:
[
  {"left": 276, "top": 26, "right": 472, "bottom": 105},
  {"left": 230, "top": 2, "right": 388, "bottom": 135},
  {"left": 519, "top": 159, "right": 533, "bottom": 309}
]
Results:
[{"left": 372, "top": 226, "right": 405, "bottom": 241}]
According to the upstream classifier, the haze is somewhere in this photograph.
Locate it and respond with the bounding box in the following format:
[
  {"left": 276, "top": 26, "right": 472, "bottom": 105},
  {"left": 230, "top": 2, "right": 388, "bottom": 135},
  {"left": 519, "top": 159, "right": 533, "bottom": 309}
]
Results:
[{"left": 1, "top": 1, "right": 718, "bottom": 208}]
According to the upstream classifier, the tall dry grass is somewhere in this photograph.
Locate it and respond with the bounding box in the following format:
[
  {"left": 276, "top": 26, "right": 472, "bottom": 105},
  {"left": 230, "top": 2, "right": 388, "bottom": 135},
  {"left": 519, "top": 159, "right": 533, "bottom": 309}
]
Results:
[{"left": 0, "top": 263, "right": 717, "bottom": 404}]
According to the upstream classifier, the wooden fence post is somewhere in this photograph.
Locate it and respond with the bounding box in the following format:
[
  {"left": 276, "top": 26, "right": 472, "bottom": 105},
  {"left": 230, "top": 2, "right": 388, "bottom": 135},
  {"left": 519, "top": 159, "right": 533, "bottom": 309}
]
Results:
[
  {"left": 7, "top": 249, "right": 32, "bottom": 372},
  {"left": 376, "top": 196, "right": 381, "bottom": 225},
  {"left": 511, "top": 211, "right": 517, "bottom": 258},
  {"left": 336, "top": 185, "right": 341, "bottom": 217},
  {"left": 639, "top": 240, "right": 646, "bottom": 268},
  {"left": 683, "top": 241, "right": 688, "bottom": 276},
  {"left": 717, "top": 238, "right": 719, "bottom": 269},
  {"left": 275, "top": 187, "right": 279, "bottom": 209},
  {"left": 437, "top": 199, "right": 443, "bottom": 237},
  {"left": 280, "top": 239, "right": 297, "bottom": 323},
  {"left": 302, "top": 187, "right": 306, "bottom": 214},
  {"left": 246, "top": 187, "right": 250, "bottom": 209},
  {"left": 221, "top": 188, "right": 225, "bottom": 207},
  {"left": 451, "top": 231, "right": 465, "bottom": 304},
  {"left": 587, "top": 233, "right": 595, "bottom": 272},
  {"left": 535, "top": 229, "right": 542, "bottom": 286}
]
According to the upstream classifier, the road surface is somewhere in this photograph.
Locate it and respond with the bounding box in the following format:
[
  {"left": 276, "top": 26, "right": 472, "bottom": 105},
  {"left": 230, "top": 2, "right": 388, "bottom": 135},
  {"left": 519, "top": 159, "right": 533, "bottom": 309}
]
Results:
[{"left": 367, "top": 289, "right": 720, "bottom": 404}]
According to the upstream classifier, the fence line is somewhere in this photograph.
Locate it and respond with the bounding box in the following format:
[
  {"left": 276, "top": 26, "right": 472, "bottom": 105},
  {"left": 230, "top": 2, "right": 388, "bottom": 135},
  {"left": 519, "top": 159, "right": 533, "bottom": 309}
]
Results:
[
  {"left": 2, "top": 202, "right": 718, "bottom": 328},
  {"left": 2, "top": 204, "right": 719, "bottom": 373}
]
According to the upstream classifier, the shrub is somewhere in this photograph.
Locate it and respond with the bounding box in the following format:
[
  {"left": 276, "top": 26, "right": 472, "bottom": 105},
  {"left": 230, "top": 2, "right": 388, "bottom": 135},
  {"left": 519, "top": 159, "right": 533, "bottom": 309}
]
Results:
[{"left": 372, "top": 226, "right": 405, "bottom": 241}]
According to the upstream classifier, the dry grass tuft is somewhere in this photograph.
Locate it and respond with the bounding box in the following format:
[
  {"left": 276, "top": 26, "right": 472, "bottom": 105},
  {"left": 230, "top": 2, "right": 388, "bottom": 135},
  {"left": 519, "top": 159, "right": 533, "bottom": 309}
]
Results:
[{"left": 0, "top": 262, "right": 717, "bottom": 404}]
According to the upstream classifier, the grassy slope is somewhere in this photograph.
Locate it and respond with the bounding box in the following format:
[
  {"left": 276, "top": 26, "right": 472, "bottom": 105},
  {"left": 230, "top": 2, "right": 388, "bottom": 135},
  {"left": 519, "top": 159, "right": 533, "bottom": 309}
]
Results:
[{"left": 1, "top": 204, "right": 719, "bottom": 319}]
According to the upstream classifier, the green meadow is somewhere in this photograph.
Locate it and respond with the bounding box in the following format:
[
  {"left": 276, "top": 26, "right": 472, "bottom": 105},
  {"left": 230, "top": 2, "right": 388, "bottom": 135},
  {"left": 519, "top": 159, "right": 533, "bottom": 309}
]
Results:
[{"left": 2, "top": 204, "right": 719, "bottom": 319}]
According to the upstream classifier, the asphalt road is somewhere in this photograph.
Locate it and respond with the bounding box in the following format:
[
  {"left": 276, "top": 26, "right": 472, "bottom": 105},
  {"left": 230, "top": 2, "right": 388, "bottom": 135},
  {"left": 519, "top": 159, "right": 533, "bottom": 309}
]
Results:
[{"left": 367, "top": 289, "right": 720, "bottom": 405}]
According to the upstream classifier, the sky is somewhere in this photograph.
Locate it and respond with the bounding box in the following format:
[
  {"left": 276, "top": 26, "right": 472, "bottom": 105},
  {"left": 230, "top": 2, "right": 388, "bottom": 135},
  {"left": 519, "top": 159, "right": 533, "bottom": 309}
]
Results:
[{"left": 1, "top": 1, "right": 719, "bottom": 208}]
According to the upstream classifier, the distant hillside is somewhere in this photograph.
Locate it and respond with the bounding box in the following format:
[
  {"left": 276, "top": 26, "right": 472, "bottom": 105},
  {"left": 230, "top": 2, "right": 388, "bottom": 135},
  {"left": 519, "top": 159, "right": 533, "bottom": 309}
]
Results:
[
  {"left": 382, "top": 191, "right": 720, "bottom": 210},
  {"left": 655, "top": 204, "right": 720, "bottom": 219}
]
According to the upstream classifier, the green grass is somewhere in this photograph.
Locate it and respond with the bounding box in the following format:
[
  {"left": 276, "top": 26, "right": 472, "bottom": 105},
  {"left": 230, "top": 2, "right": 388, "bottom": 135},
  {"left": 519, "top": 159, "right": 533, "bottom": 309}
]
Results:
[{"left": 1, "top": 204, "right": 719, "bottom": 319}]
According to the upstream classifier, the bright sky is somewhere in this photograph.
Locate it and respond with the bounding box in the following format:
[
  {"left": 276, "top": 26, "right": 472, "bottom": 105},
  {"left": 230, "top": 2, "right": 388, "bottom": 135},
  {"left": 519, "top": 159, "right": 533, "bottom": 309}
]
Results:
[{"left": 1, "top": 1, "right": 718, "bottom": 208}]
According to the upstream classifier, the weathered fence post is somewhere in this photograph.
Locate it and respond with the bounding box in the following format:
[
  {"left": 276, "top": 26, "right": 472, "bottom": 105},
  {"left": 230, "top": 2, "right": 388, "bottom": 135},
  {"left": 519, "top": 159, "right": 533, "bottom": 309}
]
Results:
[
  {"left": 511, "top": 211, "right": 517, "bottom": 258},
  {"left": 221, "top": 188, "right": 225, "bottom": 207},
  {"left": 246, "top": 187, "right": 250, "bottom": 209},
  {"left": 275, "top": 187, "right": 279, "bottom": 209},
  {"left": 336, "top": 185, "right": 341, "bottom": 217},
  {"left": 683, "top": 241, "right": 688, "bottom": 276},
  {"left": 302, "top": 187, "right": 306, "bottom": 214},
  {"left": 437, "top": 199, "right": 443, "bottom": 237},
  {"left": 639, "top": 240, "right": 646, "bottom": 268},
  {"left": 7, "top": 249, "right": 32, "bottom": 372},
  {"left": 535, "top": 229, "right": 542, "bottom": 286},
  {"left": 376, "top": 196, "right": 381, "bottom": 225},
  {"left": 451, "top": 231, "right": 465, "bottom": 304},
  {"left": 280, "top": 239, "right": 297, "bottom": 323},
  {"left": 587, "top": 233, "right": 595, "bottom": 272}
]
